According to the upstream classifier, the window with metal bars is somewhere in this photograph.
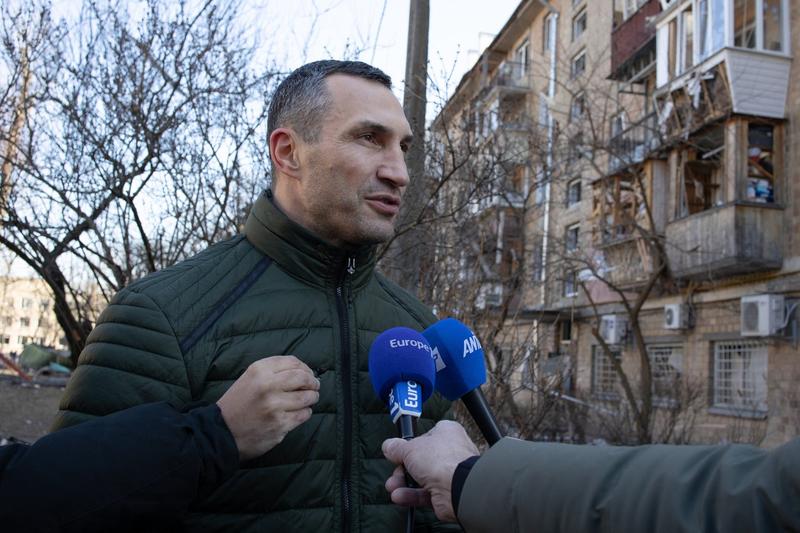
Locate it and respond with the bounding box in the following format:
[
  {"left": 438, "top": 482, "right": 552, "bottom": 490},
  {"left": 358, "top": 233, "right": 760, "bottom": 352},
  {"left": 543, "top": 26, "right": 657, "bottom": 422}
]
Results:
[
  {"left": 713, "top": 340, "right": 767, "bottom": 415},
  {"left": 592, "top": 345, "right": 620, "bottom": 399}
]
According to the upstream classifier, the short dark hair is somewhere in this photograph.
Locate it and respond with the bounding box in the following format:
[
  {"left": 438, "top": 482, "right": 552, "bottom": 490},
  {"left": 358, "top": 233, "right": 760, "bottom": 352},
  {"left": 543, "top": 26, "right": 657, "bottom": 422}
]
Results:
[{"left": 267, "top": 60, "right": 392, "bottom": 145}]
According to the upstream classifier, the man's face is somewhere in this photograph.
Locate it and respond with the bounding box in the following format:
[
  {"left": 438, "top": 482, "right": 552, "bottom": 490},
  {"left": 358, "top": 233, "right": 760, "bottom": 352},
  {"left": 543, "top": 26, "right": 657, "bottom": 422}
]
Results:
[{"left": 294, "top": 74, "right": 412, "bottom": 247}]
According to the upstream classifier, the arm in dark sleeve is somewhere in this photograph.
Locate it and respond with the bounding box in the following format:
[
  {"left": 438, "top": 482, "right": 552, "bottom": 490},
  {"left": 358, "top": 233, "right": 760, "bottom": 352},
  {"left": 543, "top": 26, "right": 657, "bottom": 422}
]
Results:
[
  {"left": 456, "top": 437, "right": 800, "bottom": 533},
  {"left": 0, "top": 401, "right": 238, "bottom": 533}
]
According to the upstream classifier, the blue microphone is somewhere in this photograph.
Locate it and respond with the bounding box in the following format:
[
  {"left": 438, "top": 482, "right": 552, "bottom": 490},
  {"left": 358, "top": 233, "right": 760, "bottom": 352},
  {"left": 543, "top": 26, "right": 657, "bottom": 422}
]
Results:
[
  {"left": 423, "top": 318, "right": 503, "bottom": 446},
  {"left": 369, "top": 327, "right": 436, "bottom": 436},
  {"left": 369, "top": 327, "right": 436, "bottom": 532}
]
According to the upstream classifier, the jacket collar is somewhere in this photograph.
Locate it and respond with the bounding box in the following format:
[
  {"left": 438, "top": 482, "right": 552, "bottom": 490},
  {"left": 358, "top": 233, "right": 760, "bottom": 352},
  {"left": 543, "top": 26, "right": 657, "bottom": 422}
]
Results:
[{"left": 244, "top": 189, "right": 377, "bottom": 290}]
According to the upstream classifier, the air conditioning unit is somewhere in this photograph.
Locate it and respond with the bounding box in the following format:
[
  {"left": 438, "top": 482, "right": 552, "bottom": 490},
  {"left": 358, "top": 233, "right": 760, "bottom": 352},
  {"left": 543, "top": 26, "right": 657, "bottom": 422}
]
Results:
[
  {"left": 476, "top": 286, "right": 502, "bottom": 309},
  {"left": 741, "top": 294, "right": 785, "bottom": 336},
  {"left": 599, "top": 315, "right": 627, "bottom": 344},
  {"left": 664, "top": 304, "right": 688, "bottom": 330},
  {"left": 484, "top": 292, "right": 502, "bottom": 306}
]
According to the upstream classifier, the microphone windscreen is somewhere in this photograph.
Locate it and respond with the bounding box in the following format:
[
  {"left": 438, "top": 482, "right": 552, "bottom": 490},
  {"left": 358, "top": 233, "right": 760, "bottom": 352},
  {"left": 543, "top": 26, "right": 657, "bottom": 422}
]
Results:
[
  {"left": 422, "top": 318, "right": 486, "bottom": 401},
  {"left": 368, "top": 327, "right": 436, "bottom": 404}
]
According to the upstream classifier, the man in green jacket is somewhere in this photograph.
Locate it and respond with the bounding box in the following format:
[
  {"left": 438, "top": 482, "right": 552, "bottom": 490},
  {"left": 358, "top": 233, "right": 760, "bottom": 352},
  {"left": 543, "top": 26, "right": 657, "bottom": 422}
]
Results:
[
  {"left": 383, "top": 421, "right": 800, "bottom": 532},
  {"left": 53, "top": 60, "right": 452, "bottom": 532}
]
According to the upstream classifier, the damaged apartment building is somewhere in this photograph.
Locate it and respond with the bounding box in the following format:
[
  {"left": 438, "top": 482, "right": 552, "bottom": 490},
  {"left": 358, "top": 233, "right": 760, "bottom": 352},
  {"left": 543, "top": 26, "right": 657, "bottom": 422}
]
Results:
[{"left": 431, "top": 0, "right": 798, "bottom": 446}]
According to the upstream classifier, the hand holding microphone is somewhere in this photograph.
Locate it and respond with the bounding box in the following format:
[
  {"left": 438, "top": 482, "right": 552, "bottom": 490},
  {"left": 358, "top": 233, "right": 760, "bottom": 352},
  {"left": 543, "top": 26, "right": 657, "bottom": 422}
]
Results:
[
  {"left": 369, "top": 320, "right": 502, "bottom": 528},
  {"left": 383, "top": 420, "right": 479, "bottom": 523}
]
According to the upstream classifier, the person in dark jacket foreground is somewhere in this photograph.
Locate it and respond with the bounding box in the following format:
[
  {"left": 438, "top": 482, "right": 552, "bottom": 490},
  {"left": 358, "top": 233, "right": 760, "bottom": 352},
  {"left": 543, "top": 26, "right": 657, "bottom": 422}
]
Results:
[
  {"left": 383, "top": 420, "right": 800, "bottom": 533},
  {"left": 51, "top": 60, "right": 453, "bottom": 532},
  {"left": 0, "top": 356, "right": 319, "bottom": 532}
]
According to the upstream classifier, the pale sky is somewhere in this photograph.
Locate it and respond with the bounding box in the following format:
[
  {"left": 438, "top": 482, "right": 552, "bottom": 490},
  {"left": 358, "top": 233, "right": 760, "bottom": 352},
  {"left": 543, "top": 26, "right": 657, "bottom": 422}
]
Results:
[
  {"left": 7, "top": 0, "right": 521, "bottom": 278},
  {"left": 251, "top": 0, "right": 522, "bottom": 110}
]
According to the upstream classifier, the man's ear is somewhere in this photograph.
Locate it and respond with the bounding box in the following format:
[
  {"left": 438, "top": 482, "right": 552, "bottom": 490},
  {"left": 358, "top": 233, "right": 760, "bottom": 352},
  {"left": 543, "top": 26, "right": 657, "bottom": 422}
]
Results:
[{"left": 269, "top": 128, "right": 302, "bottom": 179}]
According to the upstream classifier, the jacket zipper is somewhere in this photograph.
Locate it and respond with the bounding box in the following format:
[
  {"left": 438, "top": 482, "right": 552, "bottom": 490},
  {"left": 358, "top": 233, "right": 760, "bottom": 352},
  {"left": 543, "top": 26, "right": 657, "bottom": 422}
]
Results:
[{"left": 336, "top": 255, "right": 355, "bottom": 532}]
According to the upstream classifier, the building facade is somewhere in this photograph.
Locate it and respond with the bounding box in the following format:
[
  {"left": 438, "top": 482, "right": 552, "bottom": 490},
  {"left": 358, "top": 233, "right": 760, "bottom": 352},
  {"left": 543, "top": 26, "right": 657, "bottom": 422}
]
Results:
[
  {"left": 432, "top": 0, "right": 797, "bottom": 446},
  {"left": 0, "top": 277, "right": 68, "bottom": 356}
]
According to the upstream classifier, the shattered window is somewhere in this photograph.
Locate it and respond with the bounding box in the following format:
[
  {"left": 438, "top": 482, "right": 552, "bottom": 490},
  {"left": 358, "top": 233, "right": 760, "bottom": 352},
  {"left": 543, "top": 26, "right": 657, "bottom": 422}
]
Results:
[
  {"left": 681, "top": 7, "right": 694, "bottom": 72},
  {"left": 746, "top": 124, "right": 775, "bottom": 203},
  {"left": 593, "top": 173, "right": 647, "bottom": 244},
  {"left": 726, "top": 0, "right": 786, "bottom": 53},
  {"left": 711, "top": 0, "right": 726, "bottom": 51},
  {"left": 677, "top": 126, "right": 724, "bottom": 217},
  {"left": 734, "top": 0, "right": 757, "bottom": 49},
  {"left": 697, "top": 0, "right": 710, "bottom": 59},
  {"left": 763, "top": 0, "right": 784, "bottom": 52},
  {"left": 667, "top": 18, "right": 678, "bottom": 78}
]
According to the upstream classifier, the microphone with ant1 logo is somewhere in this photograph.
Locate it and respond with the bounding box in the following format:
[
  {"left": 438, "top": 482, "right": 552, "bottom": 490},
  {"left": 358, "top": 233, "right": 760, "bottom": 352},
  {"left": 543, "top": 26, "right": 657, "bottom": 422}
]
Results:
[{"left": 423, "top": 318, "right": 503, "bottom": 446}]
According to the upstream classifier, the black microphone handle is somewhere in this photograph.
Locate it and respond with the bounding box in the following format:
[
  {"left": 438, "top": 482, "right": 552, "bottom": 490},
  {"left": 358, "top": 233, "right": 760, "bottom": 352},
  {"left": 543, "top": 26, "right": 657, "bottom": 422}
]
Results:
[
  {"left": 395, "top": 416, "right": 419, "bottom": 488},
  {"left": 461, "top": 388, "right": 503, "bottom": 446},
  {"left": 397, "top": 414, "right": 416, "bottom": 441},
  {"left": 396, "top": 415, "right": 418, "bottom": 533}
]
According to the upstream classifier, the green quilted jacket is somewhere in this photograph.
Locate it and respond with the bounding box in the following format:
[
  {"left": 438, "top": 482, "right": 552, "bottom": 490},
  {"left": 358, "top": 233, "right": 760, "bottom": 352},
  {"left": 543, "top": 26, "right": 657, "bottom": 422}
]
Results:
[{"left": 53, "top": 190, "right": 453, "bottom": 532}]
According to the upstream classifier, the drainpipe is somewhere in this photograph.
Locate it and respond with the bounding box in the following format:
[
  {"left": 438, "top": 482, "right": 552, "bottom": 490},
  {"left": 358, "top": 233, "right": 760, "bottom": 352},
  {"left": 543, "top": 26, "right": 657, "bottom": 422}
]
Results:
[{"left": 540, "top": 8, "right": 559, "bottom": 305}]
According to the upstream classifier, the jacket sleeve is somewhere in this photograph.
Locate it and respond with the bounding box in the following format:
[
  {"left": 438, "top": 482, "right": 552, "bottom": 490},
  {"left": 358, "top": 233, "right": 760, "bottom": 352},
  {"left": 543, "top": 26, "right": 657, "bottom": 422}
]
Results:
[
  {"left": 52, "top": 288, "right": 192, "bottom": 430},
  {"left": 457, "top": 437, "right": 800, "bottom": 533},
  {"left": 0, "top": 402, "right": 239, "bottom": 533}
]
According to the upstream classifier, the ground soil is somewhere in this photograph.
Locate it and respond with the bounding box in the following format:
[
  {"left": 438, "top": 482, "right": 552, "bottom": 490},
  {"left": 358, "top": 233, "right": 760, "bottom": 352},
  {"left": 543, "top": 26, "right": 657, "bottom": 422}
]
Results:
[{"left": 0, "top": 376, "right": 65, "bottom": 443}]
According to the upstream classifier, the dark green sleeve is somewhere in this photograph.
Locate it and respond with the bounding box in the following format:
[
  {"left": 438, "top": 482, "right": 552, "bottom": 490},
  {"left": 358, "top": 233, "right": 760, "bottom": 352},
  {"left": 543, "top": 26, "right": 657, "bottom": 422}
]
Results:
[
  {"left": 458, "top": 437, "right": 800, "bottom": 533},
  {"left": 52, "top": 288, "right": 192, "bottom": 430}
]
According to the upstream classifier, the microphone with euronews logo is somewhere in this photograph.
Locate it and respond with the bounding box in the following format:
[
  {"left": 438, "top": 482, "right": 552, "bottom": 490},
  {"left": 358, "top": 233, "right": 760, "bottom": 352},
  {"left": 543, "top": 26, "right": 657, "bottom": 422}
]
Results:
[
  {"left": 368, "top": 327, "right": 436, "bottom": 532},
  {"left": 422, "top": 317, "right": 504, "bottom": 446},
  {"left": 368, "top": 327, "right": 436, "bottom": 440}
]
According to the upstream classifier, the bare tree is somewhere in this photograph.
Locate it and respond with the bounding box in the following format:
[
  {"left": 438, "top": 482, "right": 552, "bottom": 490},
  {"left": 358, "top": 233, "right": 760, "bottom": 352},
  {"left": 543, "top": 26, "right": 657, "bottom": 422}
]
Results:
[
  {"left": 0, "top": 0, "right": 277, "bottom": 364},
  {"left": 539, "top": 42, "right": 707, "bottom": 445},
  {"left": 402, "top": 40, "right": 715, "bottom": 446},
  {"left": 375, "top": 61, "right": 589, "bottom": 443}
]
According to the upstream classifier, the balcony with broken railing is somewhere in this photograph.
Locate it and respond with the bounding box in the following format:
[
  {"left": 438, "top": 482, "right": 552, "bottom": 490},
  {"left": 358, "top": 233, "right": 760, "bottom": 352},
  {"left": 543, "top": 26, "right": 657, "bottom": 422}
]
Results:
[
  {"left": 590, "top": 156, "right": 670, "bottom": 288},
  {"left": 466, "top": 160, "right": 529, "bottom": 215},
  {"left": 665, "top": 117, "right": 785, "bottom": 279},
  {"left": 666, "top": 202, "right": 783, "bottom": 278},
  {"left": 467, "top": 96, "right": 534, "bottom": 157},
  {"left": 654, "top": 0, "right": 791, "bottom": 139},
  {"left": 478, "top": 59, "right": 532, "bottom": 101},
  {"left": 607, "top": 112, "right": 663, "bottom": 174}
]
